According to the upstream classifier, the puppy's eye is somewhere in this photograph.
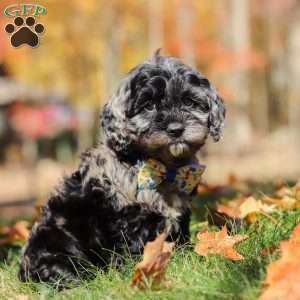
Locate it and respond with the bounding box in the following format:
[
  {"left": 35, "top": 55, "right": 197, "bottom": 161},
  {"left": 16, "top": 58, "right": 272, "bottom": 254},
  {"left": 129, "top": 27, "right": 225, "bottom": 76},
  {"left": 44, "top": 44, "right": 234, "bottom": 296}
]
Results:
[
  {"left": 183, "top": 98, "right": 195, "bottom": 108},
  {"left": 144, "top": 102, "right": 156, "bottom": 112},
  {"left": 199, "top": 101, "right": 210, "bottom": 113}
]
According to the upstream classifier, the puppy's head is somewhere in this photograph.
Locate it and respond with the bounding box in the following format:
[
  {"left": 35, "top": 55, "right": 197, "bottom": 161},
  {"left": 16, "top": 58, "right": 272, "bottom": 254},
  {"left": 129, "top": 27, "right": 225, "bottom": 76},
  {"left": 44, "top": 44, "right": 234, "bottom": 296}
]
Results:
[{"left": 101, "top": 52, "right": 225, "bottom": 164}]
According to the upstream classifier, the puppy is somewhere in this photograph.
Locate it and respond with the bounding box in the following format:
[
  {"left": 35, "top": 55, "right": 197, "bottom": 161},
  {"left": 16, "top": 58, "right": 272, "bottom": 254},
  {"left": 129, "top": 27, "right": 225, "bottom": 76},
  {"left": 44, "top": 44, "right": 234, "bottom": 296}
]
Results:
[{"left": 18, "top": 51, "right": 225, "bottom": 284}]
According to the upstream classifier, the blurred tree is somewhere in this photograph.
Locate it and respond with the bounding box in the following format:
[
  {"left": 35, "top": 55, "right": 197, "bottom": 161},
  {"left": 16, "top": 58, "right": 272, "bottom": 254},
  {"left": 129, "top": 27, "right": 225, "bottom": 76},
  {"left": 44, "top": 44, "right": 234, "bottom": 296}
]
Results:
[
  {"left": 1, "top": 0, "right": 299, "bottom": 152},
  {"left": 148, "top": 0, "right": 163, "bottom": 55},
  {"left": 251, "top": 0, "right": 298, "bottom": 131},
  {"left": 176, "top": 0, "right": 195, "bottom": 66}
]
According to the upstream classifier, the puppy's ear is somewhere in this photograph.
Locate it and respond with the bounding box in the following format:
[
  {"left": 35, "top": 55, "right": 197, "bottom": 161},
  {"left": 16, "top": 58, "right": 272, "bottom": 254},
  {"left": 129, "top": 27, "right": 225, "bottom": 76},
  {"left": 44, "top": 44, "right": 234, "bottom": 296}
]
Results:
[
  {"left": 208, "top": 94, "right": 225, "bottom": 142},
  {"left": 101, "top": 102, "right": 131, "bottom": 155},
  {"left": 101, "top": 68, "right": 145, "bottom": 156}
]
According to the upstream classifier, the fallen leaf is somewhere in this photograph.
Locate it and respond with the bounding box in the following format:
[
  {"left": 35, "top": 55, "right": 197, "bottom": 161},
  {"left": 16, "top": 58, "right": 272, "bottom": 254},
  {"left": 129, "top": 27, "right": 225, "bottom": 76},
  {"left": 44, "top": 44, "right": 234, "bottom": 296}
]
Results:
[
  {"left": 239, "top": 197, "right": 275, "bottom": 219},
  {"left": 274, "top": 186, "right": 294, "bottom": 198},
  {"left": 216, "top": 196, "right": 246, "bottom": 218},
  {"left": 16, "top": 295, "right": 29, "bottom": 300},
  {"left": 216, "top": 196, "right": 277, "bottom": 224},
  {"left": 0, "top": 221, "right": 30, "bottom": 246},
  {"left": 260, "top": 245, "right": 278, "bottom": 257},
  {"left": 14, "top": 221, "right": 30, "bottom": 240},
  {"left": 259, "top": 223, "right": 300, "bottom": 300},
  {"left": 274, "top": 181, "right": 300, "bottom": 200},
  {"left": 131, "top": 233, "right": 174, "bottom": 289},
  {"left": 228, "top": 173, "right": 239, "bottom": 186},
  {"left": 262, "top": 195, "right": 300, "bottom": 210},
  {"left": 197, "top": 183, "right": 237, "bottom": 197},
  {"left": 227, "top": 173, "right": 249, "bottom": 191},
  {"left": 207, "top": 208, "right": 242, "bottom": 230},
  {"left": 197, "top": 183, "right": 222, "bottom": 194},
  {"left": 195, "top": 225, "right": 248, "bottom": 260}
]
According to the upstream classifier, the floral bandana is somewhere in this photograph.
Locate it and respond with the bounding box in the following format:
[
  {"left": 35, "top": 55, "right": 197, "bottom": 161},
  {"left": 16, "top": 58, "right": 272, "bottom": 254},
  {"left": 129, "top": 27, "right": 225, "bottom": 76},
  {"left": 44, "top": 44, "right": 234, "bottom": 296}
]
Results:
[{"left": 137, "top": 158, "right": 206, "bottom": 194}]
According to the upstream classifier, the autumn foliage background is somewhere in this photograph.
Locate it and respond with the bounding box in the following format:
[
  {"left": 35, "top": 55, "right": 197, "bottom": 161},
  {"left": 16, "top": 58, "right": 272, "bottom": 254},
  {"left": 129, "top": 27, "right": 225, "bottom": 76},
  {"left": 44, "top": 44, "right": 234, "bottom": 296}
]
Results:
[
  {"left": 0, "top": 0, "right": 300, "bottom": 219},
  {"left": 1, "top": 1, "right": 300, "bottom": 299}
]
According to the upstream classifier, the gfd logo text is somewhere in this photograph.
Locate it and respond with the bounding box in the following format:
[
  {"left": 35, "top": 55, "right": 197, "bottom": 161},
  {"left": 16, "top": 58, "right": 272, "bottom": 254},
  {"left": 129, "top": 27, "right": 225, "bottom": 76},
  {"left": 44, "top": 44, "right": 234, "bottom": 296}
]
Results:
[{"left": 4, "top": 4, "right": 47, "bottom": 17}]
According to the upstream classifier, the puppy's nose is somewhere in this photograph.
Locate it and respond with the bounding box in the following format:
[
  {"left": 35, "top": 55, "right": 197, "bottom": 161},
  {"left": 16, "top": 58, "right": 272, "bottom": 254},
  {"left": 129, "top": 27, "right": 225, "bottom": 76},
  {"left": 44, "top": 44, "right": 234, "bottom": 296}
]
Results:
[{"left": 167, "top": 122, "right": 184, "bottom": 137}]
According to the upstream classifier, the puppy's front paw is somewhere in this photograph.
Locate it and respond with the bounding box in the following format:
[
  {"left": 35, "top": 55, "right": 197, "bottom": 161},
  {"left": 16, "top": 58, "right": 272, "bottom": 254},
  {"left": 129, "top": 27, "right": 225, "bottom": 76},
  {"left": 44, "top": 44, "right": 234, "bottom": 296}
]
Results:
[{"left": 18, "top": 254, "right": 80, "bottom": 286}]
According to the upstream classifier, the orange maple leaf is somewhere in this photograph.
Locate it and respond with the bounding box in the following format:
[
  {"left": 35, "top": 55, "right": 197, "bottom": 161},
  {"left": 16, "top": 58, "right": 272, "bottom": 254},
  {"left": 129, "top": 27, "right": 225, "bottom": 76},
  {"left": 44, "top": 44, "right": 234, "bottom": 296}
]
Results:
[
  {"left": 195, "top": 225, "right": 248, "bottom": 261},
  {"left": 131, "top": 233, "right": 174, "bottom": 289},
  {"left": 0, "top": 221, "right": 30, "bottom": 246},
  {"left": 259, "top": 223, "right": 300, "bottom": 300}
]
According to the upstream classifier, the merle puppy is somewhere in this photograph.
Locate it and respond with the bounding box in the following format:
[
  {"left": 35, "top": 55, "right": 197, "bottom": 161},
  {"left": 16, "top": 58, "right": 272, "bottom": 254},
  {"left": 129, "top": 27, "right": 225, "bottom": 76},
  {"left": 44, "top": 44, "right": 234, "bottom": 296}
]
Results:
[{"left": 18, "top": 52, "right": 225, "bottom": 284}]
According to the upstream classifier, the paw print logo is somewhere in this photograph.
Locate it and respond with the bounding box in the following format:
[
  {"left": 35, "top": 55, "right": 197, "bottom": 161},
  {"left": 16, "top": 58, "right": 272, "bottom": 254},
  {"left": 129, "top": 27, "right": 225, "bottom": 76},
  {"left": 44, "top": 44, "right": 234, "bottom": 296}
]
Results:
[{"left": 5, "top": 16, "right": 45, "bottom": 48}]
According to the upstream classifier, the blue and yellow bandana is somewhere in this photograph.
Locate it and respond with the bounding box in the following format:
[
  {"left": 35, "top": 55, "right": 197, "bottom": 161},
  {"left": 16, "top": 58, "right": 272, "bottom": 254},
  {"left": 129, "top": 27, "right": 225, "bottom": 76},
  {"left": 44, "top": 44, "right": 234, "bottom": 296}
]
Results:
[{"left": 137, "top": 159, "right": 206, "bottom": 194}]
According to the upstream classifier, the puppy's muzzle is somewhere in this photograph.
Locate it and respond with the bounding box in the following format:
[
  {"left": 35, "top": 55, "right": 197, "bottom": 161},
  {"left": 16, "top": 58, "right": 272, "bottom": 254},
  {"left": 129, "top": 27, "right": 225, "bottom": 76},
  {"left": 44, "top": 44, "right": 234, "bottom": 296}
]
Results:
[{"left": 167, "top": 122, "right": 184, "bottom": 138}]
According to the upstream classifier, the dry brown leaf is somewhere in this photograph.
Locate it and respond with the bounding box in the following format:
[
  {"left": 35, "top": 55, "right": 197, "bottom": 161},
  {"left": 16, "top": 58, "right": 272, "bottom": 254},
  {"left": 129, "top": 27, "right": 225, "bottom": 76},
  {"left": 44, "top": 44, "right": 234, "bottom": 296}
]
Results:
[
  {"left": 131, "top": 233, "right": 174, "bottom": 289},
  {"left": 262, "top": 195, "right": 300, "bottom": 210},
  {"left": 216, "top": 183, "right": 300, "bottom": 225},
  {"left": 195, "top": 225, "right": 248, "bottom": 261},
  {"left": 216, "top": 196, "right": 276, "bottom": 223},
  {"left": 14, "top": 221, "right": 30, "bottom": 240},
  {"left": 227, "top": 173, "right": 249, "bottom": 191},
  {"left": 259, "top": 223, "right": 300, "bottom": 300},
  {"left": 260, "top": 245, "right": 278, "bottom": 257},
  {"left": 274, "top": 181, "right": 300, "bottom": 199},
  {"left": 274, "top": 186, "right": 294, "bottom": 198},
  {"left": 228, "top": 173, "right": 239, "bottom": 186},
  {"left": 207, "top": 208, "right": 240, "bottom": 229},
  {"left": 197, "top": 183, "right": 221, "bottom": 194},
  {"left": 0, "top": 221, "right": 30, "bottom": 246},
  {"left": 16, "top": 295, "right": 29, "bottom": 300},
  {"left": 239, "top": 197, "right": 275, "bottom": 218},
  {"left": 216, "top": 197, "right": 246, "bottom": 218}
]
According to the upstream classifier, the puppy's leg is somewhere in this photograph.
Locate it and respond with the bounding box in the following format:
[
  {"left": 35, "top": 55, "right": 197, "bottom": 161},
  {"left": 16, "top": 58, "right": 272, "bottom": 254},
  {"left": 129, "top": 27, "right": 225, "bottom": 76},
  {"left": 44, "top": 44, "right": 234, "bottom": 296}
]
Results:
[
  {"left": 18, "top": 171, "right": 99, "bottom": 284},
  {"left": 18, "top": 221, "right": 87, "bottom": 284},
  {"left": 137, "top": 190, "right": 191, "bottom": 245},
  {"left": 114, "top": 203, "right": 167, "bottom": 255},
  {"left": 176, "top": 209, "right": 191, "bottom": 244},
  {"left": 164, "top": 210, "right": 191, "bottom": 245}
]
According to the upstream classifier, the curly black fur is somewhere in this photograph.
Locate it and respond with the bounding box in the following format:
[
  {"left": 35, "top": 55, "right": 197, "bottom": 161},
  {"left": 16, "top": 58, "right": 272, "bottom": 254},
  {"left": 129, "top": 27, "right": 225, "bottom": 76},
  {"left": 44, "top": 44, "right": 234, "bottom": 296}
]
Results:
[{"left": 18, "top": 51, "right": 225, "bottom": 285}]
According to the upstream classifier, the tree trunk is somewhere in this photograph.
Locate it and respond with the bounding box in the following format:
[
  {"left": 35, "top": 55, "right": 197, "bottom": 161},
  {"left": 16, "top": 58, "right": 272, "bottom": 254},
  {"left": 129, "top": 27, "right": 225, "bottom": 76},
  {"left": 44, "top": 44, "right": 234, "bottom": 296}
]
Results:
[{"left": 176, "top": 0, "right": 195, "bottom": 66}]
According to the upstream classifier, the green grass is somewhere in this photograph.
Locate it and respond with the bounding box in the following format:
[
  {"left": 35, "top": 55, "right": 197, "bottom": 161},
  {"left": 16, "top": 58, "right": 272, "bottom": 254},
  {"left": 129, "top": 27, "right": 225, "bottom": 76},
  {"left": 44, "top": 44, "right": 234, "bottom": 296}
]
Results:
[{"left": 1, "top": 209, "right": 300, "bottom": 300}]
